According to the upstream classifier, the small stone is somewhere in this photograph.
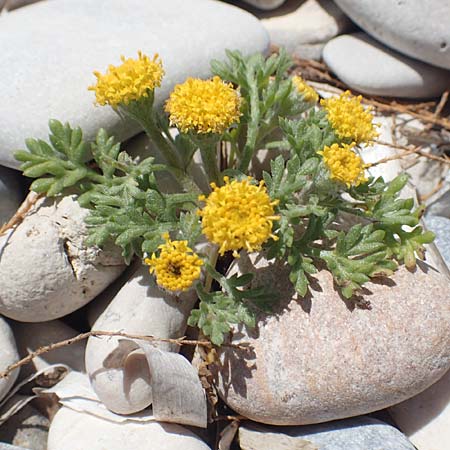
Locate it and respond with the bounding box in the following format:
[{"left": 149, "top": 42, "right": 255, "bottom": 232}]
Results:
[
  {"left": 13, "top": 320, "right": 86, "bottom": 380},
  {"left": 323, "top": 33, "right": 450, "bottom": 98},
  {"left": 261, "top": 0, "right": 352, "bottom": 59},
  {"left": 47, "top": 407, "right": 211, "bottom": 450},
  {"left": 0, "top": 0, "right": 268, "bottom": 169},
  {"left": 0, "top": 166, "right": 25, "bottom": 226},
  {"left": 390, "top": 369, "right": 450, "bottom": 450},
  {"left": 334, "top": 0, "right": 450, "bottom": 69},
  {"left": 240, "top": 0, "right": 286, "bottom": 10},
  {"left": 85, "top": 265, "right": 198, "bottom": 415},
  {"left": 0, "top": 317, "right": 19, "bottom": 402},
  {"left": 0, "top": 195, "right": 125, "bottom": 322},
  {"left": 239, "top": 416, "right": 416, "bottom": 450},
  {"left": 0, "top": 405, "right": 49, "bottom": 450},
  {"left": 424, "top": 215, "right": 450, "bottom": 268},
  {"left": 214, "top": 254, "right": 450, "bottom": 425}
]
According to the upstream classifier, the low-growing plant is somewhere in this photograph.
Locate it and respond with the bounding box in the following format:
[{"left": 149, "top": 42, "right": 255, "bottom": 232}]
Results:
[{"left": 15, "top": 49, "right": 434, "bottom": 345}]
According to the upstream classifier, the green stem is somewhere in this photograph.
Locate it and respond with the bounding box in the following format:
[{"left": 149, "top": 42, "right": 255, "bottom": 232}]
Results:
[{"left": 200, "top": 142, "right": 221, "bottom": 185}]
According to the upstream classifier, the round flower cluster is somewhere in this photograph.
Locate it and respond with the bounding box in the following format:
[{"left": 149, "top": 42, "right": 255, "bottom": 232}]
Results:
[
  {"left": 198, "top": 177, "right": 280, "bottom": 257},
  {"left": 89, "top": 52, "right": 164, "bottom": 107},
  {"left": 292, "top": 75, "right": 318, "bottom": 103},
  {"left": 145, "top": 234, "right": 203, "bottom": 292},
  {"left": 165, "top": 76, "right": 241, "bottom": 134},
  {"left": 321, "top": 91, "right": 378, "bottom": 145},
  {"left": 318, "top": 143, "right": 368, "bottom": 187}
]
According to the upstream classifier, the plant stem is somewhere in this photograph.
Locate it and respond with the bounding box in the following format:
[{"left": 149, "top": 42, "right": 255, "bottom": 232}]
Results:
[{"left": 200, "top": 142, "right": 221, "bottom": 185}]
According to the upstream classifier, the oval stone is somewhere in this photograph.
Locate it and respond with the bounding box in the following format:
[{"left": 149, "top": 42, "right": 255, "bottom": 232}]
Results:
[
  {"left": 323, "top": 33, "right": 450, "bottom": 99},
  {"left": 334, "top": 0, "right": 450, "bottom": 69},
  {"left": 0, "top": 317, "right": 20, "bottom": 402},
  {"left": 0, "top": 0, "right": 268, "bottom": 169},
  {"left": 214, "top": 253, "right": 450, "bottom": 425}
]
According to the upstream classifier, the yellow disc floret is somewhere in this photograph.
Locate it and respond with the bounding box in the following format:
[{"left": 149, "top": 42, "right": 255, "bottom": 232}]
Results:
[
  {"left": 145, "top": 234, "right": 203, "bottom": 292},
  {"left": 321, "top": 91, "right": 378, "bottom": 145},
  {"left": 292, "top": 75, "right": 318, "bottom": 103},
  {"left": 165, "top": 76, "right": 241, "bottom": 134},
  {"left": 318, "top": 143, "right": 368, "bottom": 187},
  {"left": 198, "top": 177, "right": 280, "bottom": 257},
  {"left": 88, "top": 51, "right": 164, "bottom": 107}
]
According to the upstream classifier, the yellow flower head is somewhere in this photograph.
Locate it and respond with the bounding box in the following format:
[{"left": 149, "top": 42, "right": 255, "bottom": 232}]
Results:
[
  {"left": 145, "top": 233, "right": 203, "bottom": 292},
  {"left": 198, "top": 177, "right": 280, "bottom": 257},
  {"left": 88, "top": 51, "right": 164, "bottom": 107},
  {"left": 292, "top": 76, "right": 318, "bottom": 103},
  {"left": 165, "top": 76, "right": 241, "bottom": 134},
  {"left": 318, "top": 143, "right": 368, "bottom": 187},
  {"left": 321, "top": 91, "right": 378, "bottom": 144}
]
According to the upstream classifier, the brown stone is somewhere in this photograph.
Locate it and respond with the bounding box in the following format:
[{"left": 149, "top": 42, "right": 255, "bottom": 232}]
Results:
[{"left": 214, "top": 253, "right": 450, "bottom": 425}]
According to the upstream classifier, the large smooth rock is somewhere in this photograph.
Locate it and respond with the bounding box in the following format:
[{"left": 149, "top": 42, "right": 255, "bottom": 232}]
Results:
[
  {"left": 0, "top": 166, "right": 25, "bottom": 226},
  {"left": 323, "top": 33, "right": 450, "bottom": 98},
  {"left": 214, "top": 254, "right": 450, "bottom": 425},
  {"left": 334, "top": 0, "right": 450, "bottom": 69},
  {"left": 390, "top": 370, "right": 450, "bottom": 450},
  {"left": 47, "top": 407, "right": 211, "bottom": 450},
  {"left": 261, "top": 0, "right": 352, "bottom": 59},
  {"left": 239, "top": 417, "right": 416, "bottom": 450},
  {"left": 85, "top": 265, "right": 198, "bottom": 415},
  {"left": 0, "top": 317, "right": 19, "bottom": 402},
  {"left": 0, "top": 0, "right": 268, "bottom": 169},
  {"left": 0, "top": 195, "right": 125, "bottom": 322}
]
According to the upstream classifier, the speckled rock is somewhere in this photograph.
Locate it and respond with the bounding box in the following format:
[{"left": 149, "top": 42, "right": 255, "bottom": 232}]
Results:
[
  {"left": 0, "top": 0, "right": 268, "bottom": 169},
  {"left": 0, "top": 317, "right": 19, "bottom": 402},
  {"left": 47, "top": 407, "right": 211, "bottom": 450},
  {"left": 214, "top": 253, "right": 450, "bottom": 425},
  {"left": 0, "top": 166, "right": 25, "bottom": 226},
  {"left": 323, "top": 33, "right": 450, "bottom": 98},
  {"left": 261, "top": 0, "right": 352, "bottom": 59},
  {"left": 239, "top": 416, "right": 416, "bottom": 450},
  {"left": 334, "top": 0, "right": 450, "bottom": 69},
  {"left": 0, "top": 195, "right": 125, "bottom": 322},
  {"left": 390, "top": 369, "right": 450, "bottom": 450},
  {"left": 0, "top": 405, "right": 48, "bottom": 450}
]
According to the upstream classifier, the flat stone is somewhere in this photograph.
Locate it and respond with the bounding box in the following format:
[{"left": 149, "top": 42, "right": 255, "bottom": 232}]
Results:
[
  {"left": 214, "top": 254, "right": 450, "bottom": 425},
  {"left": 0, "top": 0, "right": 268, "bottom": 169},
  {"left": 0, "top": 405, "right": 48, "bottom": 450},
  {"left": 390, "top": 370, "right": 450, "bottom": 450},
  {"left": 0, "top": 166, "right": 25, "bottom": 226},
  {"left": 334, "top": 0, "right": 450, "bottom": 69},
  {"left": 0, "top": 195, "right": 125, "bottom": 322},
  {"left": 261, "top": 0, "right": 352, "bottom": 58},
  {"left": 424, "top": 215, "right": 450, "bottom": 268},
  {"left": 0, "top": 317, "right": 19, "bottom": 402},
  {"left": 239, "top": 416, "right": 416, "bottom": 450},
  {"left": 47, "top": 407, "right": 211, "bottom": 450},
  {"left": 323, "top": 33, "right": 450, "bottom": 98}
]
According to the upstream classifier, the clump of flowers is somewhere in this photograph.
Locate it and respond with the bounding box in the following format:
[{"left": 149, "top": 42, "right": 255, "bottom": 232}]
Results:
[
  {"left": 318, "top": 143, "right": 367, "bottom": 187},
  {"left": 88, "top": 51, "right": 164, "bottom": 107},
  {"left": 198, "top": 177, "right": 279, "bottom": 257},
  {"left": 165, "top": 76, "right": 241, "bottom": 134},
  {"left": 292, "top": 75, "right": 318, "bottom": 103},
  {"left": 145, "top": 234, "right": 203, "bottom": 292},
  {"left": 321, "top": 90, "right": 378, "bottom": 145},
  {"left": 15, "top": 50, "right": 434, "bottom": 345}
]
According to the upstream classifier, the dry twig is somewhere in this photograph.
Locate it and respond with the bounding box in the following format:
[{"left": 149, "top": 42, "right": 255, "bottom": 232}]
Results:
[{"left": 0, "top": 330, "right": 247, "bottom": 379}]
